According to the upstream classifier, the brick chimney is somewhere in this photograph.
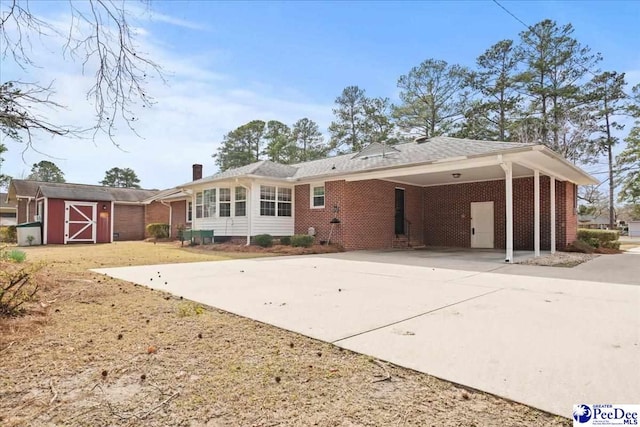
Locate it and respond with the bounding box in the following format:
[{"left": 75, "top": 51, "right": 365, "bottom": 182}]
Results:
[{"left": 192, "top": 164, "right": 203, "bottom": 181}]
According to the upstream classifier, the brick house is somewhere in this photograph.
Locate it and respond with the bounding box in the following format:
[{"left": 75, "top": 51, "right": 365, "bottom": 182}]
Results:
[
  {"left": 6, "top": 180, "right": 161, "bottom": 243},
  {"left": 156, "top": 137, "right": 597, "bottom": 262}
]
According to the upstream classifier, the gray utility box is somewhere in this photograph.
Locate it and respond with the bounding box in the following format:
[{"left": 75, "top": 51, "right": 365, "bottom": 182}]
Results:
[{"left": 16, "top": 222, "right": 42, "bottom": 246}]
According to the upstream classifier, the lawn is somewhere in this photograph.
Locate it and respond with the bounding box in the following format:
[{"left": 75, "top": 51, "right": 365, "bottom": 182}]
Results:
[{"left": 0, "top": 241, "right": 569, "bottom": 426}]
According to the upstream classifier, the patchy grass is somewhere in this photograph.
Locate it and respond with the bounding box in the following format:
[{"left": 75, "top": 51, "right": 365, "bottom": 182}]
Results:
[{"left": 0, "top": 241, "right": 569, "bottom": 426}]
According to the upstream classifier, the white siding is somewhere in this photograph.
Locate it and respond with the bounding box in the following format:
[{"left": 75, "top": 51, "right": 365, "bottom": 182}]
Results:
[
  {"left": 194, "top": 216, "right": 248, "bottom": 237},
  {"left": 250, "top": 182, "right": 294, "bottom": 236}
]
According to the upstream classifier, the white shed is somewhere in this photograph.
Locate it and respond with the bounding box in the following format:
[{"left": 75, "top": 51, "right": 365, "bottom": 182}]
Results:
[{"left": 629, "top": 221, "right": 640, "bottom": 238}]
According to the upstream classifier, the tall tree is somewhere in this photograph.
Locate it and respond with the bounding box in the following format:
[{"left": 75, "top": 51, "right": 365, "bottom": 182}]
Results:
[
  {"left": 291, "top": 118, "right": 327, "bottom": 162},
  {"left": 584, "top": 71, "right": 628, "bottom": 228},
  {"left": 463, "top": 40, "right": 523, "bottom": 141},
  {"left": 392, "top": 59, "right": 470, "bottom": 138},
  {"left": 328, "top": 86, "right": 368, "bottom": 153},
  {"left": 516, "top": 19, "right": 601, "bottom": 160},
  {"left": 100, "top": 167, "right": 141, "bottom": 188},
  {"left": 27, "top": 160, "right": 65, "bottom": 182},
  {"left": 213, "top": 120, "right": 266, "bottom": 171},
  {"left": 617, "top": 85, "right": 640, "bottom": 206},
  {"left": 329, "top": 86, "right": 397, "bottom": 153},
  {"left": 264, "top": 120, "right": 293, "bottom": 164}
]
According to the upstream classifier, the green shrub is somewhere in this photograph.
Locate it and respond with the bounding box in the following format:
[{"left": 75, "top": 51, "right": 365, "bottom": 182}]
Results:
[
  {"left": 600, "top": 240, "right": 621, "bottom": 250},
  {"left": 279, "top": 236, "right": 292, "bottom": 246},
  {"left": 577, "top": 229, "right": 619, "bottom": 247},
  {"left": 254, "top": 234, "right": 273, "bottom": 248},
  {"left": 564, "top": 240, "right": 595, "bottom": 254},
  {"left": 0, "top": 226, "right": 17, "bottom": 243},
  {"left": 7, "top": 250, "right": 27, "bottom": 263},
  {"left": 146, "top": 223, "right": 170, "bottom": 239},
  {"left": 291, "top": 234, "right": 314, "bottom": 248}
]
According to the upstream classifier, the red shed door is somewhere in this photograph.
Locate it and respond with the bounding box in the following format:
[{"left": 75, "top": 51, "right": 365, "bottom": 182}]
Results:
[{"left": 64, "top": 201, "right": 97, "bottom": 244}]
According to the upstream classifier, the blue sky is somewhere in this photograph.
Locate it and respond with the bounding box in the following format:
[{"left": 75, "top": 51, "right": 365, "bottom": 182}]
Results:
[{"left": 2, "top": 0, "right": 639, "bottom": 189}]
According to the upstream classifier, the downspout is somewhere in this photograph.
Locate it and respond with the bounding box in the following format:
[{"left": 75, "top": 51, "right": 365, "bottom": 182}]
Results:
[{"left": 160, "top": 200, "right": 172, "bottom": 238}]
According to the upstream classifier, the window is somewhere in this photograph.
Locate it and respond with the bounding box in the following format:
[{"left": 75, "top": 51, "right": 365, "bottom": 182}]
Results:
[
  {"left": 277, "top": 187, "right": 292, "bottom": 217},
  {"left": 195, "top": 192, "right": 203, "bottom": 219},
  {"left": 311, "top": 185, "right": 325, "bottom": 208},
  {"left": 260, "top": 185, "right": 276, "bottom": 216},
  {"left": 202, "top": 189, "right": 216, "bottom": 218},
  {"left": 219, "top": 188, "right": 231, "bottom": 217},
  {"left": 235, "top": 187, "right": 246, "bottom": 217},
  {"left": 187, "top": 201, "right": 193, "bottom": 222}
]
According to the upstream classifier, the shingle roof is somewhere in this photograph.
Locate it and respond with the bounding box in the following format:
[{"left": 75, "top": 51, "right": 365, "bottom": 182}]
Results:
[
  {"left": 1, "top": 192, "right": 17, "bottom": 208},
  {"left": 188, "top": 137, "right": 535, "bottom": 186},
  {"left": 9, "top": 179, "right": 159, "bottom": 203}
]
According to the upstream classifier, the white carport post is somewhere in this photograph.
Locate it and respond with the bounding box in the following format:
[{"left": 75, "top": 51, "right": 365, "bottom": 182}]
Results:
[
  {"left": 534, "top": 170, "right": 540, "bottom": 257},
  {"left": 550, "top": 177, "right": 556, "bottom": 254},
  {"left": 501, "top": 161, "right": 514, "bottom": 263}
]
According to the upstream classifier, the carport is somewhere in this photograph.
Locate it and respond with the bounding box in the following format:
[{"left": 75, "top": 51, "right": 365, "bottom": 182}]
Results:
[{"left": 342, "top": 143, "right": 597, "bottom": 262}]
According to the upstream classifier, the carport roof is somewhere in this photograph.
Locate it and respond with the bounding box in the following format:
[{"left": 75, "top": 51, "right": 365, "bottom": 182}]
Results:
[{"left": 183, "top": 137, "right": 597, "bottom": 187}]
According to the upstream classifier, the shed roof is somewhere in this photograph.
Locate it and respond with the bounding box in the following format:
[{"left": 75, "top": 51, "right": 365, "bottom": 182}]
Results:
[{"left": 8, "top": 179, "right": 159, "bottom": 203}]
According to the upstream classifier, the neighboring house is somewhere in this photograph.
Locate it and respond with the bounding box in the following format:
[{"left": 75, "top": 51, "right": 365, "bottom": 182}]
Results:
[
  {"left": 6, "top": 180, "right": 160, "bottom": 244},
  {"left": 0, "top": 192, "right": 18, "bottom": 226},
  {"left": 629, "top": 221, "right": 640, "bottom": 238},
  {"left": 155, "top": 137, "right": 597, "bottom": 262},
  {"left": 578, "top": 214, "right": 612, "bottom": 230}
]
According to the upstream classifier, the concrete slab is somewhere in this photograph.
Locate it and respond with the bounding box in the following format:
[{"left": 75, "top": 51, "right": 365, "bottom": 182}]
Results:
[{"left": 94, "top": 256, "right": 640, "bottom": 418}]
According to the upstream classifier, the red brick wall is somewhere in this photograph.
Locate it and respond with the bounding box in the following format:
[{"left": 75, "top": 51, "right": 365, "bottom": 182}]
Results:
[
  {"left": 294, "top": 177, "right": 576, "bottom": 251},
  {"left": 113, "top": 204, "right": 145, "bottom": 241},
  {"left": 294, "top": 179, "right": 423, "bottom": 250},
  {"left": 170, "top": 200, "right": 188, "bottom": 238},
  {"left": 423, "top": 177, "right": 572, "bottom": 250},
  {"left": 295, "top": 180, "right": 346, "bottom": 244},
  {"left": 144, "top": 201, "right": 170, "bottom": 238}
]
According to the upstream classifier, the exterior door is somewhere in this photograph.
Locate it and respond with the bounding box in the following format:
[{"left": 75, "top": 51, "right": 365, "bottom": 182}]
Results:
[
  {"left": 64, "top": 201, "right": 97, "bottom": 244},
  {"left": 395, "top": 188, "right": 405, "bottom": 235},
  {"left": 470, "top": 201, "right": 494, "bottom": 248}
]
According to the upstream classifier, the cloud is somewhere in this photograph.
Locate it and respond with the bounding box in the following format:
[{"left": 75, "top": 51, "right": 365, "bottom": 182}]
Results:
[{"left": 1, "top": 5, "right": 333, "bottom": 190}]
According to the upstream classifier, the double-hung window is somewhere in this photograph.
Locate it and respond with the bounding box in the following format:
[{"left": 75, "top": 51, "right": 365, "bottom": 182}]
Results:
[
  {"left": 187, "top": 201, "right": 193, "bottom": 222},
  {"left": 235, "top": 187, "right": 246, "bottom": 216},
  {"left": 311, "top": 184, "right": 325, "bottom": 208},
  {"left": 260, "top": 186, "right": 276, "bottom": 216},
  {"left": 219, "top": 188, "right": 231, "bottom": 217},
  {"left": 203, "top": 189, "right": 216, "bottom": 218},
  {"left": 195, "top": 192, "right": 203, "bottom": 219},
  {"left": 277, "top": 188, "right": 292, "bottom": 217}
]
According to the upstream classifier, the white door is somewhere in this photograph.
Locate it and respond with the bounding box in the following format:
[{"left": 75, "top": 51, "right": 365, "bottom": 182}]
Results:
[
  {"left": 64, "top": 201, "right": 97, "bottom": 244},
  {"left": 470, "top": 201, "right": 494, "bottom": 248}
]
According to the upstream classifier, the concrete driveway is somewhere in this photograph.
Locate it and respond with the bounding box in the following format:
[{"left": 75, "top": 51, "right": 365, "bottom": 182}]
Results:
[{"left": 94, "top": 254, "right": 640, "bottom": 418}]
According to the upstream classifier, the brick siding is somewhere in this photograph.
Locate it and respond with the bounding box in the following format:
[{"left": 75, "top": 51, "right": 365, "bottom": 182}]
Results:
[
  {"left": 144, "top": 201, "right": 170, "bottom": 238},
  {"left": 113, "top": 204, "right": 145, "bottom": 241},
  {"left": 170, "top": 200, "right": 188, "bottom": 238},
  {"left": 17, "top": 199, "right": 36, "bottom": 223},
  {"left": 295, "top": 177, "right": 577, "bottom": 251},
  {"left": 295, "top": 179, "right": 423, "bottom": 250}
]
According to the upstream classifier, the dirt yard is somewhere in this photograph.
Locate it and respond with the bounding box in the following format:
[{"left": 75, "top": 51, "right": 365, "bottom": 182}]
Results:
[{"left": 1, "top": 242, "right": 569, "bottom": 426}]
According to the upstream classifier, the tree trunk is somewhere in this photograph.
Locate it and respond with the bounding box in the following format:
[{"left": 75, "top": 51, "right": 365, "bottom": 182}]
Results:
[{"left": 604, "top": 99, "right": 615, "bottom": 229}]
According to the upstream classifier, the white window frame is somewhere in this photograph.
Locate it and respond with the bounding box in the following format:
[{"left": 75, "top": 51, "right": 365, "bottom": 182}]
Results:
[
  {"left": 186, "top": 201, "right": 192, "bottom": 223},
  {"left": 310, "top": 183, "right": 325, "bottom": 209},
  {"left": 234, "top": 186, "right": 246, "bottom": 217},
  {"left": 219, "top": 188, "right": 231, "bottom": 217},
  {"left": 260, "top": 185, "right": 293, "bottom": 217}
]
